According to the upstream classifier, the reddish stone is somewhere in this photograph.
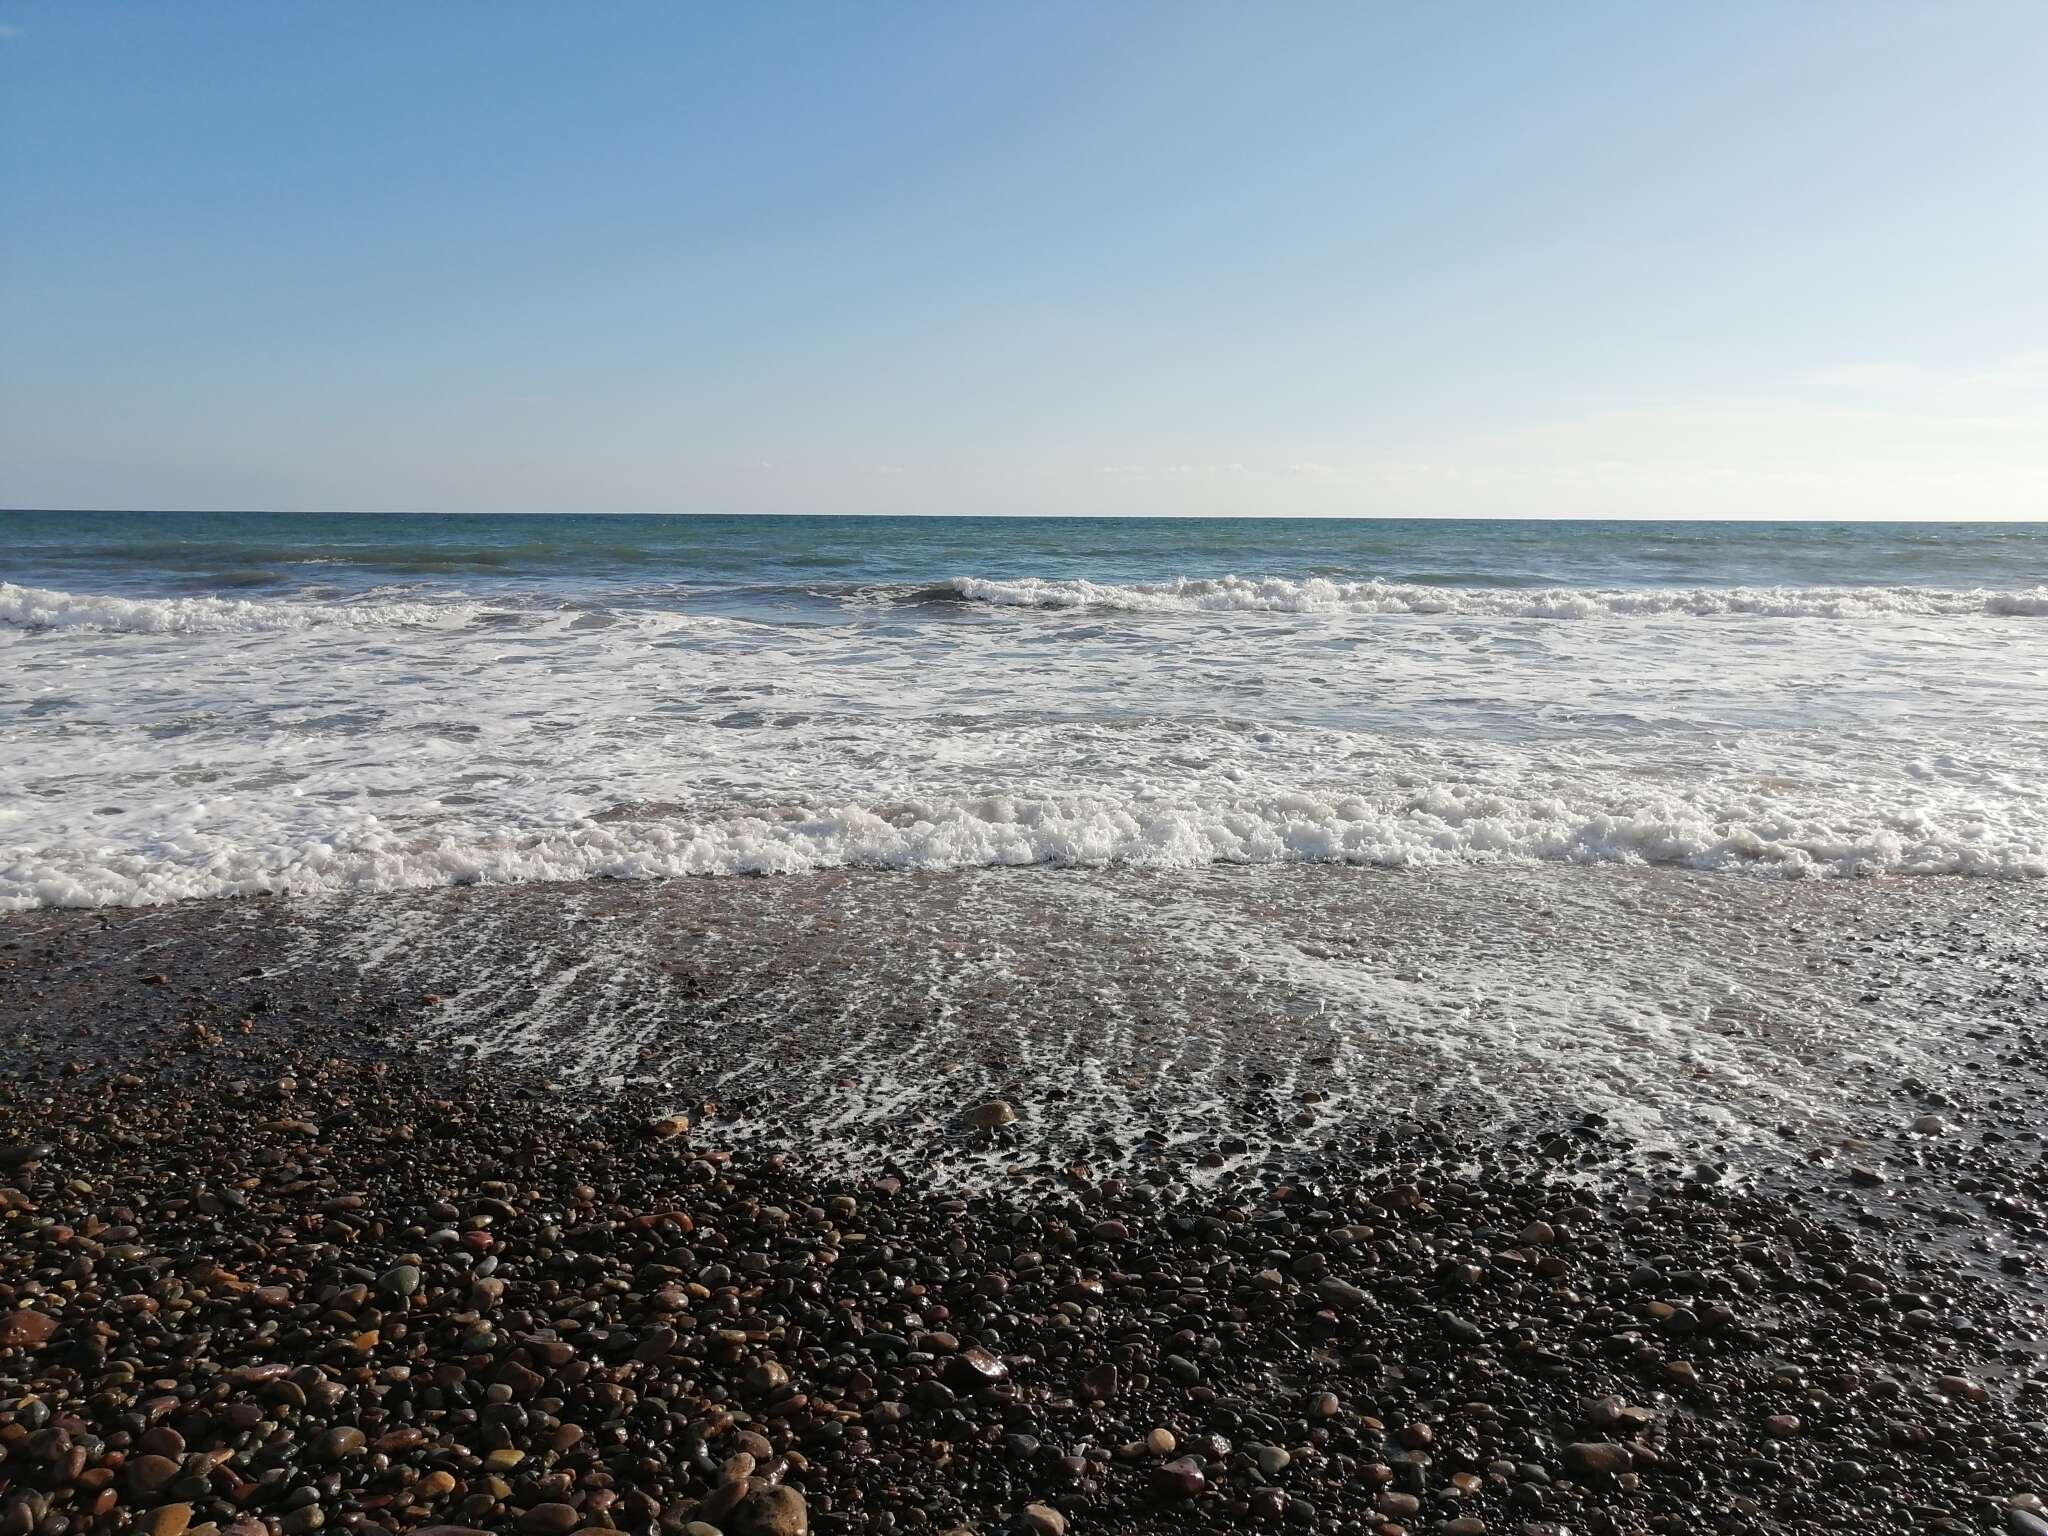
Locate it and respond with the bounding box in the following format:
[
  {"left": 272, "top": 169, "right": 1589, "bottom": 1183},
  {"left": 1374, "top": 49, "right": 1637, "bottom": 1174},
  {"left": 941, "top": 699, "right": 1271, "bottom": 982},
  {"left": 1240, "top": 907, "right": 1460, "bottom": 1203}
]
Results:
[{"left": 1, "top": 1309, "right": 58, "bottom": 1348}]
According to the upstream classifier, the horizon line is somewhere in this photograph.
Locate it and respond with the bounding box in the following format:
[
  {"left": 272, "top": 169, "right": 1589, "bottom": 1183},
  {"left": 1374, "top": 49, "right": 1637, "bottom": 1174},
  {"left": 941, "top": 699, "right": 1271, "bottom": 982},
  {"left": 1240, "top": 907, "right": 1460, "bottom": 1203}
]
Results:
[{"left": 5, "top": 507, "right": 2045, "bottom": 526}]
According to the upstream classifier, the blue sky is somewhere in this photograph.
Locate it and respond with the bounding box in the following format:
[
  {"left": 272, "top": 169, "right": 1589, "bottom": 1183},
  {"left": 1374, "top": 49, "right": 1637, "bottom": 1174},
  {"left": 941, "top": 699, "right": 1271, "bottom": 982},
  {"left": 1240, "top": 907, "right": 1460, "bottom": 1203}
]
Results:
[{"left": 3, "top": 2, "right": 2045, "bottom": 518}]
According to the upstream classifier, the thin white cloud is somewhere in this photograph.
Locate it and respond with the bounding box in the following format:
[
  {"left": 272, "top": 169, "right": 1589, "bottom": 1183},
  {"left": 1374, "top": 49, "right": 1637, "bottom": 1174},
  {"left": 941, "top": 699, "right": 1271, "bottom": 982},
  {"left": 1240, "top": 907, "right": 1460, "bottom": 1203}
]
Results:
[
  {"left": 1098, "top": 462, "right": 1327, "bottom": 481},
  {"left": 1066, "top": 358, "right": 2048, "bottom": 518}
]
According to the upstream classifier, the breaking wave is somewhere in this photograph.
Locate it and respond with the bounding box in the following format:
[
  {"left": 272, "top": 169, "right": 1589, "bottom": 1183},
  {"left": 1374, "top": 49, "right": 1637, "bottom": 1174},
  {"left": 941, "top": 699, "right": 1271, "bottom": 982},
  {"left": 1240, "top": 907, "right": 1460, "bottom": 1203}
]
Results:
[
  {"left": 12, "top": 576, "right": 2047, "bottom": 636},
  {"left": 0, "top": 582, "right": 479, "bottom": 634},
  {"left": 7, "top": 784, "right": 2042, "bottom": 910},
  {"left": 942, "top": 575, "right": 2048, "bottom": 619}
]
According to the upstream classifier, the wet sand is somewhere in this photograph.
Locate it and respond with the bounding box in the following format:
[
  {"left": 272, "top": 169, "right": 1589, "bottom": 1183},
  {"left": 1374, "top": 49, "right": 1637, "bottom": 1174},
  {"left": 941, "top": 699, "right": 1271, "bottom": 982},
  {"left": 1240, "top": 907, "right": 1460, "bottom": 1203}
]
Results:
[{"left": 9, "top": 865, "right": 2044, "bottom": 1183}]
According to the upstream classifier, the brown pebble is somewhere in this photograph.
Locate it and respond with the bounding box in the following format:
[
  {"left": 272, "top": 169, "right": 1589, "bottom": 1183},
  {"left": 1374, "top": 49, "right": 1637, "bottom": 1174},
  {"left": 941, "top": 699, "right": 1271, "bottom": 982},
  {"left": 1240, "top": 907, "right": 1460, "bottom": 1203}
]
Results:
[
  {"left": 732, "top": 1485, "right": 809, "bottom": 1536},
  {"left": 126, "top": 1455, "right": 181, "bottom": 1495},
  {"left": 0, "top": 1310, "right": 58, "bottom": 1348},
  {"left": 317, "top": 1426, "right": 367, "bottom": 1460},
  {"left": 1564, "top": 1442, "right": 1633, "bottom": 1476},
  {"left": 518, "top": 1504, "right": 581, "bottom": 1535},
  {"left": 1152, "top": 1456, "right": 1207, "bottom": 1498}
]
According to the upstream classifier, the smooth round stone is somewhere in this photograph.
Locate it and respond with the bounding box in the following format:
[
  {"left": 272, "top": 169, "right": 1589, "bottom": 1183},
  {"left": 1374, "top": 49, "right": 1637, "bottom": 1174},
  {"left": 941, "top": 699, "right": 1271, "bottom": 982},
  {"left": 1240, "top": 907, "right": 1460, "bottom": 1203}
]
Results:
[{"left": 379, "top": 1263, "right": 422, "bottom": 1298}]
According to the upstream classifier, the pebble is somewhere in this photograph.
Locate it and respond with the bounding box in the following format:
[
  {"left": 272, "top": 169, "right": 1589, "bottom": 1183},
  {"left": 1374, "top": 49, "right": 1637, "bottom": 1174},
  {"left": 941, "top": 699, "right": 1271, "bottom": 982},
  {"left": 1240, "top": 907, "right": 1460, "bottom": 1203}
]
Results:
[
  {"left": 1562, "top": 1443, "right": 1633, "bottom": 1476},
  {"left": 317, "top": 1426, "right": 367, "bottom": 1460},
  {"left": 0, "top": 961, "right": 2042, "bottom": 1536},
  {"left": 1152, "top": 1456, "right": 1208, "bottom": 1498},
  {"left": 518, "top": 1505, "right": 581, "bottom": 1535},
  {"left": 126, "top": 1455, "right": 181, "bottom": 1494},
  {"left": 0, "top": 1311, "right": 57, "bottom": 1349},
  {"left": 379, "top": 1262, "right": 422, "bottom": 1297},
  {"left": 1081, "top": 1363, "right": 1119, "bottom": 1400},
  {"left": 1317, "top": 1276, "right": 1368, "bottom": 1308},
  {"left": 732, "top": 1485, "right": 808, "bottom": 1535}
]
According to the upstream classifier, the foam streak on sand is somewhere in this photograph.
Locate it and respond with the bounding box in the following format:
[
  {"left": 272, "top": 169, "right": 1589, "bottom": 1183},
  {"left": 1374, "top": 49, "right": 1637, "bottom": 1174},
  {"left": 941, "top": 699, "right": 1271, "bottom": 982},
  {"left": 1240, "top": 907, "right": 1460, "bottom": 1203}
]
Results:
[{"left": 285, "top": 862, "right": 2027, "bottom": 1170}]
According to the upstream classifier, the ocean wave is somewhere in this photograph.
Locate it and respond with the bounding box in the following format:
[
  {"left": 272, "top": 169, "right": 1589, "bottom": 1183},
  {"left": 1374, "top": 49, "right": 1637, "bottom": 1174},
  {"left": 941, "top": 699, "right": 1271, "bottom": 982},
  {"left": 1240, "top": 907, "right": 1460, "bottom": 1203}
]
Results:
[
  {"left": 13, "top": 576, "right": 2046, "bottom": 634},
  {"left": 943, "top": 575, "right": 2048, "bottom": 619},
  {"left": 8, "top": 785, "right": 2041, "bottom": 910},
  {"left": 0, "top": 582, "right": 481, "bottom": 635}
]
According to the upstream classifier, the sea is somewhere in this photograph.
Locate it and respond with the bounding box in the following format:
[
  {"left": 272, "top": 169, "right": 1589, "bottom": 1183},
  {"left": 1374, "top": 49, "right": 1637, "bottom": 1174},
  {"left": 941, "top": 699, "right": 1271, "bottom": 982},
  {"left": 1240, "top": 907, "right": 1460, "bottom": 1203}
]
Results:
[
  {"left": 5, "top": 510, "right": 2047, "bottom": 1158},
  {"left": 4, "top": 511, "right": 2045, "bottom": 910}
]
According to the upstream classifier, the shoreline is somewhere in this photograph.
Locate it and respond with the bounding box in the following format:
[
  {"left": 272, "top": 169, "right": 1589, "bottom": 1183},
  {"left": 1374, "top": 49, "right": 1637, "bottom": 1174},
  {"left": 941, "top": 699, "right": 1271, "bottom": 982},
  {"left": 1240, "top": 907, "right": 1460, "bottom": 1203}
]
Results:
[
  {"left": 4, "top": 874, "right": 2047, "bottom": 1534},
  {"left": 6, "top": 864, "right": 2043, "bottom": 1171}
]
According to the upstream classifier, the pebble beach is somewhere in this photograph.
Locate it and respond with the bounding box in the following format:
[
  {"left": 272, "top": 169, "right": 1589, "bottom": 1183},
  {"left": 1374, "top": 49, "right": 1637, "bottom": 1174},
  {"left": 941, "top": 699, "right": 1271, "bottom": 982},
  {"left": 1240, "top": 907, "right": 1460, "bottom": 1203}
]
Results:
[
  {"left": 7, "top": 521, "right": 2048, "bottom": 1535},
  {"left": 11, "top": 5, "right": 2048, "bottom": 1531},
  {"left": 4, "top": 876, "right": 2046, "bottom": 1536}
]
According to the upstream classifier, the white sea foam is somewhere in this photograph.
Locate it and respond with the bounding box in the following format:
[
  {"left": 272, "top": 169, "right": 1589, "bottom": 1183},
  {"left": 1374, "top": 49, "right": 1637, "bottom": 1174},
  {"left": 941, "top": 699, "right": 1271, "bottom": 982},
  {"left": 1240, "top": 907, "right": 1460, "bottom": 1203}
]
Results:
[
  {"left": 11, "top": 575, "right": 2046, "bottom": 634},
  {"left": 4, "top": 576, "right": 2045, "bottom": 909},
  {"left": 946, "top": 574, "right": 2048, "bottom": 619},
  {"left": 0, "top": 581, "right": 478, "bottom": 634},
  {"left": 6, "top": 781, "right": 2044, "bottom": 911}
]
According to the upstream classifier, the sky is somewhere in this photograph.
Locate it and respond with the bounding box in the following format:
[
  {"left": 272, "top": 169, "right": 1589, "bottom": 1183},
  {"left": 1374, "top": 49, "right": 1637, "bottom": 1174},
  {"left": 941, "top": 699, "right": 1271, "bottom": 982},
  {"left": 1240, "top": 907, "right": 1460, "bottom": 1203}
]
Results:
[{"left": 2, "top": 2, "right": 2046, "bottom": 520}]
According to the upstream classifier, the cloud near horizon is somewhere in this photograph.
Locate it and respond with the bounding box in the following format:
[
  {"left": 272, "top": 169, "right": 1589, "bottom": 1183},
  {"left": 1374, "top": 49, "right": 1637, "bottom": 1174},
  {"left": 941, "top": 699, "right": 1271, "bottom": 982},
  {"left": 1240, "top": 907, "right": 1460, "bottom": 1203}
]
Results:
[
  {"left": 4, "top": 356, "right": 2045, "bottom": 519},
  {"left": 1038, "top": 358, "right": 2048, "bottom": 520}
]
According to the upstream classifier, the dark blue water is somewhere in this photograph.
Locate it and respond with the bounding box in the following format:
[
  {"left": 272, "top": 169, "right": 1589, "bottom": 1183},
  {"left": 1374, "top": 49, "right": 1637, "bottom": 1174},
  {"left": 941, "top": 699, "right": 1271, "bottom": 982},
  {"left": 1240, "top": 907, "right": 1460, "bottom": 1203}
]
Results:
[{"left": 5, "top": 511, "right": 2044, "bottom": 612}]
